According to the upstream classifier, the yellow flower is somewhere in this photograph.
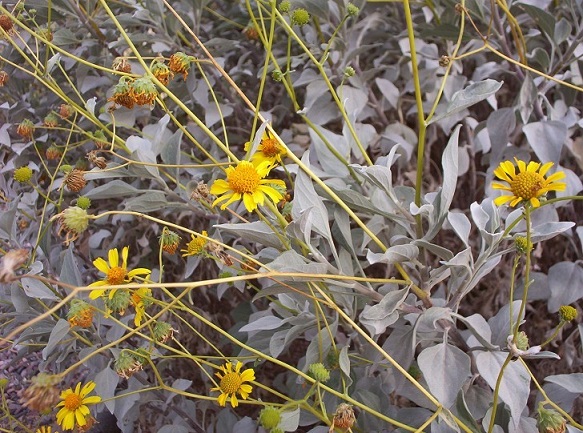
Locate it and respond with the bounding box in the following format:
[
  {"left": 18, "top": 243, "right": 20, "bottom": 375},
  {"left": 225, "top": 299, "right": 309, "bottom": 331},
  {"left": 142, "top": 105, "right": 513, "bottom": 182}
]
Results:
[
  {"left": 56, "top": 381, "right": 101, "bottom": 431},
  {"left": 181, "top": 231, "right": 208, "bottom": 257},
  {"left": 88, "top": 247, "right": 151, "bottom": 300},
  {"left": 492, "top": 158, "right": 566, "bottom": 208},
  {"left": 210, "top": 160, "right": 286, "bottom": 212},
  {"left": 245, "top": 130, "right": 287, "bottom": 165},
  {"left": 130, "top": 285, "right": 152, "bottom": 326},
  {"left": 210, "top": 361, "right": 255, "bottom": 407}
]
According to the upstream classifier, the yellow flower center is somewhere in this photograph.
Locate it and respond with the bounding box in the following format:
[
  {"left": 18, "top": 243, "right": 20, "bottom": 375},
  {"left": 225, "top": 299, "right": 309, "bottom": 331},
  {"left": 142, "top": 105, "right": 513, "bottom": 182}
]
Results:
[
  {"left": 64, "top": 393, "right": 82, "bottom": 410},
  {"left": 510, "top": 171, "right": 545, "bottom": 200},
  {"left": 107, "top": 266, "right": 127, "bottom": 285},
  {"left": 227, "top": 163, "right": 260, "bottom": 194},
  {"left": 220, "top": 372, "right": 243, "bottom": 394},
  {"left": 260, "top": 138, "right": 282, "bottom": 157},
  {"left": 187, "top": 238, "right": 206, "bottom": 255}
]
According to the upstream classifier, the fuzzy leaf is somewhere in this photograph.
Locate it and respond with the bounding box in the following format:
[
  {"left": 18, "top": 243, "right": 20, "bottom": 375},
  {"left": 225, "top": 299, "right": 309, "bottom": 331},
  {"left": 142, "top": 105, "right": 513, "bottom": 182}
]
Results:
[{"left": 548, "top": 261, "right": 583, "bottom": 312}]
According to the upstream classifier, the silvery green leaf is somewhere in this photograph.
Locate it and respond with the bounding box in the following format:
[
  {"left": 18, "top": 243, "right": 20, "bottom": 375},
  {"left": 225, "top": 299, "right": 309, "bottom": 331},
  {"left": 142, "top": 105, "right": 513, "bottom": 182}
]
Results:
[
  {"left": 434, "top": 409, "right": 461, "bottom": 433},
  {"left": 424, "top": 124, "right": 460, "bottom": 241},
  {"left": 527, "top": 221, "right": 575, "bottom": 243},
  {"left": 279, "top": 406, "right": 300, "bottom": 432},
  {"left": 448, "top": 211, "right": 471, "bottom": 247},
  {"left": 42, "top": 319, "right": 70, "bottom": 359},
  {"left": 160, "top": 130, "right": 182, "bottom": 181},
  {"left": 415, "top": 307, "right": 454, "bottom": 332},
  {"left": 545, "top": 373, "right": 583, "bottom": 393},
  {"left": 124, "top": 191, "right": 175, "bottom": 212},
  {"left": 519, "top": 73, "right": 536, "bottom": 123},
  {"left": 84, "top": 180, "right": 140, "bottom": 199},
  {"left": 455, "top": 313, "right": 498, "bottom": 350},
  {"left": 367, "top": 244, "right": 419, "bottom": 264},
  {"left": 340, "top": 85, "right": 368, "bottom": 120},
  {"left": 441, "top": 248, "right": 472, "bottom": 271},
  {"left": 523, "top": 120, "right": 566, "bottom": 164},
  {"left": 519, "top": 4, "right": 555, "bottom": 38},
  {"left": 94, "top": 366, "right": 119, "bottom": 413},
  {"left": 360, "top": 287, "right": 409, "bottom": 335},
  {"left": 305, "top": 319, "right": 336, "bottom": 366},
  {"left": 548, "top": 261, "right": 583, "bottom": 312},
  {"left": 21, "top": 276, "right": 58, "bottom": 300},
  {"left": 376, "top": 77, "right": 400, "bottom": 109},
  {"left": 168, "top": 379, "right": 192, "bottom": 403},
  {"left": 556, "top": 167, "right": 583, "bottom": 199},
  {"left": 338, "top": 345, "right": 352, "bottom": 385},
  {"left": 59, "top": 244, "right": 83, "bottom": 287},
  {"left": 428, "top": 80, "right": 503, "bottom": 124},
  {"left": 215, "top": 221, "right": 286, "bottom": 250},
  {"left": 418, "top": 342, "right": 471, "bottom": 408},
  {"left": 239, "top": 316, "right": 283, "bottom": 332},
  {"left": 158, "top": 427, "right": 190, "bottom": 433},
  {"left": 85, "top": 97, "right": 97, "bottom": 116},
  {"left": 308, "top": 127, "right": 349, "bottom": 177},
  {"left": 488, "top": 301, "right": 523, "bottom": 347},
  {"left": 476, "top": 351, "right": 530, "bottom": 428},
  {"left": 470, "top": 201, "right": 489, "bottom": 232},
  {"left": 455, "top": 387, "right": 487, "bottom": 433},
  {"left": 413, "top": 240, "right": 454, "bottom": 261},
  {"left": 0, "top": 197, "right": 18, "bottom": 239},
  {"left": 521, "top": 351, "right": 560, "bottom": 360},
  {"left": 266, "top": 249, "right": 329, "bottom": 278},
  {"left": 47, "top": 53, "right": 61, "bottom": 73}
]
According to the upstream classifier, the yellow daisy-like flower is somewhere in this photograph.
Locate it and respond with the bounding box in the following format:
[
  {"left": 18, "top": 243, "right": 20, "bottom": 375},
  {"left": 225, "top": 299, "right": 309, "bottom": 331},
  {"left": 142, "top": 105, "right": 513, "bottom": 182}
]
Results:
[
  {"left": 245, "top": 130, "right": 287, "bottom": 165},
  {"left": 492, "top": 158, "right": 566, "bottom": 208},
  {"left": 181, "top": 231, "right": 208, "bottom": 257},
  {"left": 210, "top": 160, "right": 286, "bottom": 212},
  {"left": 88, "top": 247, "right": 151, "bottom": 300},
  {"left": 56, "top": 381, "right": 101, "bottom": 431},
  {"left": 210, "top": 361, "right": 255, "bottom": 407}
]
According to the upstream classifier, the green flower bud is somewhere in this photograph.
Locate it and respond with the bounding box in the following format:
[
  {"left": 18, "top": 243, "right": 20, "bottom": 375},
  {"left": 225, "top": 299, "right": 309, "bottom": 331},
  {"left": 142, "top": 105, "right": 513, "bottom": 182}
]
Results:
[
  {"left": 291, "top": 8, "right": 310, "bottom": 26},
  {"left": 61, "top": 206, "right": 89, "bottom": 234},
  {"left": 346, "top": 3, "right": 359, "bottom": 16},
  {"left": 272, "top": 70, "right": 284, "bottom": 82},
  {"left": 76, "top": 196, "right": 91, "bottom": 210},
  {"left": 259, "top": 406, "right": 281, "bottom": 429},
  {"left": 308, "top": 362, "right": 330, "bottom": 382},
  {"left": 152, "top": 321, "right": 176, "bottom": 343},
  {"left": 558, "top": 305, "right": 577, "bottom": 322},
  {"left": 514, "top": 236, "right": 532, "bottom": 255},
  {"left": 515, "top": 331, "right": 529, "bottom": 351},
  {"left": 279, "top": 1, "right": 291, "bottom": 13},
  {"left": 343, "top": 66, "right": 355, "bottom": 78},
  {"left": 105, "top": 289, "right": 131, "bottom": 315}
]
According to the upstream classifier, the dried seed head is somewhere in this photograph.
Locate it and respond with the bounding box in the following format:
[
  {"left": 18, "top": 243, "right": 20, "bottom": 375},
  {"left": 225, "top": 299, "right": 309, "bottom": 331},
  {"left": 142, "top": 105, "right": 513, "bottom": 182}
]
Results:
[
  {"left": 109, "top": 76, "right": 135, "bottom": 109},
  {"left": 152, "top": 321, "right": 177, "bottom": 343},
  {"left": 63, "top": 169, "right": 86, "bottom": 192},
  {"left": 67, "top": 299, "right": 94, "bottom": 328},
  {"left": 159, "top": 228, "right": 181, "bottom": 254},
  {"left": 330, "top": 403, "right": 356, "bottom": 431},
  {"left": 58, "top": 206, "right": 89, "bottom": 245},
  {"left": 115, "top": 349, "right": 149, "bottom": 379},
  {"left": 439, "top": 55, "right": 451, "bottom": 67},
  {"left": 131, "top": 76, "right": 158, "bottom": 105},
  {"left": 87, "top": 150, "right": 107, "bottom": 169},
  {"left": 0, "top": 70, "right": 8, "bottom": 86},
  {"left": 92, "top": 130, "right": 108, "bottom": 149},
  {"left": 151, "top": 60, "right": 172, "bottom": 86},
  {"left": 0, "top": 14, "right": 14, "bottom": 33},
  {"left": 20, "top": 373, "right": 60, "bottom": 413},
  {"left": 537, "top": 405, "right": 566, "bottom": 433},
  {"left": 45, "top": 145, "right": 62, "bottom": 160},
  {"left": 112, "top": 57, "right": 132, "bottom": 73},
  {"left": 0, "top": 248, "right": 29, "bottom": 282},
  {"left": 190, "top": 181, "right": 210, "bottom": 201},
  {"left": 243, "top": 24, "right": 259, "bottom": 40}
]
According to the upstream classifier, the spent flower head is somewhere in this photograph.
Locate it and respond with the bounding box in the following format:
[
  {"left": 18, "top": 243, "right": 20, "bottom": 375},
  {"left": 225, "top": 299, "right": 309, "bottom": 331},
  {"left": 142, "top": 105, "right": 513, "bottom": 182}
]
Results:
[
  {"left": 169, "top": 52, "right": 194, "bottom": 79},
  {"left": 43, "top": 113, "right": 59, "bottom": 127},
  {"left": 152, "top": 320, "right": 176, "bottom": 343},
  {"left": 20, "top": 373, "right": 60, "bottom": 413},
  {"left": 0, "top": 248, "right": 29, "bottom": 282},
  {"left": 537, "top": 404, "right": 566, "bottom": 433},
  {"left": 151, "top": 60, "right": 171, "bottom": 85},
  {"left": 56, "top": 381, "right": 101, "bottom": 430},
  {"left": 331, "top": 403, "right": 356, "bottom": 431},
  {"left": 492, "top": 158, "right": 566, "bottom": 208},
  {"left": 210, "top": 160, "right": 286, "bottom": 212},
  {"left": 210, "top": 361, "right": 255, "bottom": 407},
  {"left": 131, "top": 76, "right": 158, "bottom": 105},
  {"left": 160, "top": 228, "right": 181, "bottom": 254},
  {"left": 67, "top": 299, "right": 94, "bottom": 328}
]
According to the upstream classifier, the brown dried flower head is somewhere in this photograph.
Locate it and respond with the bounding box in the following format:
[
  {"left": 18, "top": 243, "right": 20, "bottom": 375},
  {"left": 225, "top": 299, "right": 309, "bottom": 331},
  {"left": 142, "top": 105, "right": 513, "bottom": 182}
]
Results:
[
  {"left": 16, "top": 119, "right": 34, "bottom": 139},
  {"left": 112, "top": 56, "right": 132, "bottom": 73},
  {"left": 108, "top": 76, "right": 135, "bottom": 109},
  {"left": 168, "top": 52, "right": 194, "bottom": 79},
  {"left": 59, "top": 104, "right": 74, "bottom": 119},
  {"left": 67, "top": 299, "right": 94, "bottom": 328},
  {"left": 0, "top": 248, "right": 29, "bottom": 282},
  {"left": 46, "top": 145, "right": 62, "bottom": 160},
  {"left": 20, "top": 373, "right": 60, "bottom": 413},
  {"left": 151, "top": 60, "right": 172, "bottom": 86},
  {"left": 330, "top": 403, "right": 356, "bottom": 432},
  {"left": 63, "top": 168, "right": 86, "bottom": 192},
  {"left": 131, "top": 76, "right": 158, "bottom": 106},
  {"left": 0, "top": 14, "right": 14, "bottom": 33},
  {"left": 92, "top": 130, "right": 108, "bottom": 149},
  {"left": 191, "top": 181, "right": 210, "bottom": 201},
  {"left": 87, "top": 150, "right": 107, "bottom": 169},
  {"left": 43, "top": 113, "right": 59, "bottom": 127},
  {"left": 0, "top": 70, "right": 8, "bottom": 86}
]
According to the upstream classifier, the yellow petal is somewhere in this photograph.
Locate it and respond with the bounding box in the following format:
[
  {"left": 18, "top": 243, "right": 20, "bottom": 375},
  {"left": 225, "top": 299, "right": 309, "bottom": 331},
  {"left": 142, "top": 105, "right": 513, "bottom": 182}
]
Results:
[
  {"left": 108, "top": 248, "right": 119, "bottom": 268},
  {"left": 538, "top": 161, "right": 554, "bottom": 176},
  {"left": 491, "top": 182, "right": 512, "bottom": 191},
  {"left": 530, "top": 197, "right": 541, "bottom": 207},
  {"left": 230, "top": 393, "right": 239, "bottom": 407},
  {"left": 240, "top": 368, "right": 255, "bottom": 382},
  {"left": 121, "top": 246, "right": 129, "bottom": 269},
  {"left": 209, "top": 179, "right": 231, "bottom": 195},
  {"left": 93, "top": 257, "right": 110, "bottom": 274},
  {"left": 546, "top": 171, "right": 566, "bottom": 183},
  {"left": 81, "top": 381, "right": 95, "bottom": 397},
  {"left": 526, "top": 161, "right": 540, "bottom": 172},
  {"left": 243, "top": 193, "right": 259, "bottom": 212},
  {"left": 494, "top": 195, "right": 514, "bottom": 206},
  {"left": 217, "top": 393, "right": 228, "bottom": 407},
  {"left": 514, "top": 158, "right": 526, "bottom": 173}
]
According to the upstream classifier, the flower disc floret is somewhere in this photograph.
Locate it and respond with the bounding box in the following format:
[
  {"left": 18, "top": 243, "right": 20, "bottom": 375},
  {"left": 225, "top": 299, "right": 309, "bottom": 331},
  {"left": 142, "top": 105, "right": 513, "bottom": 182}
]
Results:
[
  {"left": 14, "top": 166, "right": 32, "bottom": 183},
  {"left": 559, "top": 305, "right": 577, "bottom": 322},
  {"left": 56, "top": 381, "right": 101, "bottom": 430},
  {"left": 291, "top": 8, "right": 310, "bottom": 26},
  {"left": 89, "top": 247, "right": 151, "bottom": 299},
  {"left": 210, "top": 160, "right": 286, "bottom": 212},
  {"left": 210, "top": 361, "right": 255, "bottom": 407},
  {"left": 492, "top": 158, "right": 566, "bottom": 208}
]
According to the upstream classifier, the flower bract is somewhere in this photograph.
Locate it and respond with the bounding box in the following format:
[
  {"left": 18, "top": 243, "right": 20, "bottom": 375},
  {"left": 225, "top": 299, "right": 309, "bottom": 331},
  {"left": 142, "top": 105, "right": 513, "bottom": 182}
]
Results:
[
  {"left": 89, "top": 247, "right": 151, "bottom": 299},
  {"left": 492, "top": 158, "right": 566, "bottom": 208},
  {"left": 210, "top": 361, "right": 255, "bottom": 407},
  {"left": 210, "top": 160, "right": 286, "bottom": 212},
  {"left": 56, "top": 381, "right": 101, "bottom": 430}
]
